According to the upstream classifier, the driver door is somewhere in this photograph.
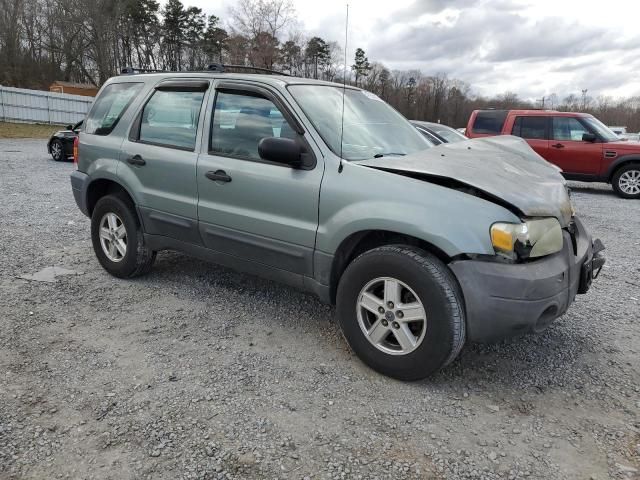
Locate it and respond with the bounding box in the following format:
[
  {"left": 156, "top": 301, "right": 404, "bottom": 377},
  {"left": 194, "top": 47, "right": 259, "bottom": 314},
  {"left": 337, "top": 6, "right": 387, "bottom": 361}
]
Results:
[
  {"left": 196, "top": 82, "right": 323, "bottom": 277},
  {"left": 547, "top": 116, "right": 603, "bottom": 175}
]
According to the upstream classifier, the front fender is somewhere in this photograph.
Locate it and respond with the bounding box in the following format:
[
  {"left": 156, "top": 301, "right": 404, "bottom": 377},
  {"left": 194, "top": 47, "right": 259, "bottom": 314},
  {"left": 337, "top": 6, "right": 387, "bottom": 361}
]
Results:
[{"left": 316, "top": 161, "right": 521, "bottom": 257}]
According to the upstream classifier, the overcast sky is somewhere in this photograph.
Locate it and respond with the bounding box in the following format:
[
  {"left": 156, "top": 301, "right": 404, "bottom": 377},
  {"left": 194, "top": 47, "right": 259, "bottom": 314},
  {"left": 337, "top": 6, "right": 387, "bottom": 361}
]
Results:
[{"left": 183, "top": 0, "right": 640, "bottom": 101}]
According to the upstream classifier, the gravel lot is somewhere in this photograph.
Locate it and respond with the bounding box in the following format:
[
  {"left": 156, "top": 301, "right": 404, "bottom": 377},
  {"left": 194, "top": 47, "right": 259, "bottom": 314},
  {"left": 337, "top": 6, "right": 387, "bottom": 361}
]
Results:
[{"left": 0, "top": 139, "right": 638, "bottom": 480}]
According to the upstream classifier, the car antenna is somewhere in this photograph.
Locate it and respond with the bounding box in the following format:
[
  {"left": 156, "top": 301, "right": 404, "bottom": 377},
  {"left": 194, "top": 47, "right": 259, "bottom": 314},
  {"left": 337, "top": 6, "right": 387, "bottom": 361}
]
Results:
[{"left": 338, "top": 3, "right": 349, "bottom": 173}]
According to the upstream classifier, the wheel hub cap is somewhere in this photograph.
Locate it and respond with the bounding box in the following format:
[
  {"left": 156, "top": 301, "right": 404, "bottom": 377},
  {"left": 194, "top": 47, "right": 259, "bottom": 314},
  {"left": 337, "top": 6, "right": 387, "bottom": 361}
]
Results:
[
  {"left": 619, "top": 170, "right": 640, "bottom": 195},
  {"left": 356, "top": 277, "right": 427, "bottom": 356},
  {"left": 99, "top": 213, "right": 127, "bottom": 262}
]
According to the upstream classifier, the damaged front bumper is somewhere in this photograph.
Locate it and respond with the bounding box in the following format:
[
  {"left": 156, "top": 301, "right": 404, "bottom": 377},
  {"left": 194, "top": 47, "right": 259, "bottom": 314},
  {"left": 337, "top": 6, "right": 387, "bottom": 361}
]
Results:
[{"left": 450, "top": 217, "right": 605, "bottom": 342}]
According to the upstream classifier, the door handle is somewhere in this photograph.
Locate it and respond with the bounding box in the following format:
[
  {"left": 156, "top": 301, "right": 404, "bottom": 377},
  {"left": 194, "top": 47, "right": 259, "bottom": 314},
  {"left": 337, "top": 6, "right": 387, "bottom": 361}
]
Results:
[
  {"left": 205, "top": 170, "right": 232, "bottom": 183},
  {"left": 126, "top": 154, "right": 146, "bottom": 166},
  {"left": 551, "top": 143, "right": 565, "bottom": 149}
]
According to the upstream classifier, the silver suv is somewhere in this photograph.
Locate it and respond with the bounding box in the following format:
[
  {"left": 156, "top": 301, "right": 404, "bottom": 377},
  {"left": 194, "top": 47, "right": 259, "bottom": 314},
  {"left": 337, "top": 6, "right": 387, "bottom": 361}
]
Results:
[{"left": 70, "top": 67, "right": 605, "bottom": 380}]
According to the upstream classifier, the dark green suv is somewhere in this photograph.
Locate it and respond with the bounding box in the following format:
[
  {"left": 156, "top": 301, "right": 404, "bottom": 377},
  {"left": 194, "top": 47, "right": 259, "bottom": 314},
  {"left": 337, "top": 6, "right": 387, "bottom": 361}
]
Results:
[{"left": 70, "top": 68, "right": 605, "bottom": 380}]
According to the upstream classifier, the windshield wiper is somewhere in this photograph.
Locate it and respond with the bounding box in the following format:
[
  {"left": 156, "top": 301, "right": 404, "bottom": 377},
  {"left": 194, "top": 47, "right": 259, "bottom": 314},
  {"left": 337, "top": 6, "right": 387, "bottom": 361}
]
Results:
[{"left": 373, "top": 152, "right": 406, "bottom": 158}]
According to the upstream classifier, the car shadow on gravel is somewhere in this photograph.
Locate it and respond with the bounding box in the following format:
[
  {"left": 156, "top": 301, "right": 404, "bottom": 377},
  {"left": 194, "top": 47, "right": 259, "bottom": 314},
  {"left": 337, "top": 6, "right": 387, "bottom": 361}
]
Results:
[
  {"left": 138, "top": 251, "right": 605, "bottom": 393},
  {"left": 418, "top": 322, "right": 602, "bottom": 393},
  {"left": 569, "top": 186, "right": 617, "bottom": 197}
]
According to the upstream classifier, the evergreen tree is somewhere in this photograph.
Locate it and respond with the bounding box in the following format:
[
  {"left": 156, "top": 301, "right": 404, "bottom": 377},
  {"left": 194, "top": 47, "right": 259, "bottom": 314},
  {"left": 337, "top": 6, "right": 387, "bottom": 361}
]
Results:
[{"left": 351, "top": 47, "right": 371, "bottom": 87}]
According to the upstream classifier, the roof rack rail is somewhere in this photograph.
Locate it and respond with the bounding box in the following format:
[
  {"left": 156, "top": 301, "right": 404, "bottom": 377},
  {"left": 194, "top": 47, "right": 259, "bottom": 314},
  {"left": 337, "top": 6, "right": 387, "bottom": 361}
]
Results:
[
  {"left": 121, "top": 66, "right": 167, "bottom": 75},
  {"left": 205, "top": 63, "right": 290, "bottom": 76},
  {"left": 119, "top": 64, "right": 290, "bottom": 76}
]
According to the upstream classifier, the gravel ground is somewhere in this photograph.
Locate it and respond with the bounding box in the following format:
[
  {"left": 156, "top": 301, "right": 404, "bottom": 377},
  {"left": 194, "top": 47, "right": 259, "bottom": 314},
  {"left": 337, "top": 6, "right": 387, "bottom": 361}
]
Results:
[{"left": 0, "top": 139, "right": 638, "bottom": 480}]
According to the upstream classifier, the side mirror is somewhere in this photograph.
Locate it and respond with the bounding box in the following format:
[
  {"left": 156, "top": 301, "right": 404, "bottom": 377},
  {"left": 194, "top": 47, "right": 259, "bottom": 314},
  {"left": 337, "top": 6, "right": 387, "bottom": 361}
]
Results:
[
  {"left": 258, "top": 137, "right": 302, "bottom": 167},
  {"left": 582, "top": 133, "right": 597, "bottom": 142},
  {"left": 65, "top": 124, "right": 73, "bottom": 130}
]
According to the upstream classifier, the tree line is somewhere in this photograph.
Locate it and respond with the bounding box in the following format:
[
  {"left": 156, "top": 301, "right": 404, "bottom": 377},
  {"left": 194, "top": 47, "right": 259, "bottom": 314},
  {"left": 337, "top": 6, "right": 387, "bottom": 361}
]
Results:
[{"left": 1, "top": 0, "right": 639, "bottom": 130}]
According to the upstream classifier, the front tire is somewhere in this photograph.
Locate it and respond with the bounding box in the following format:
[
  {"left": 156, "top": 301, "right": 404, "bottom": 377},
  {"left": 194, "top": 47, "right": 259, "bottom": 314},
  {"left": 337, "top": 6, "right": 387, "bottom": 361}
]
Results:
[
  {"left": 91, "top": 194, "right": 156, "bottom": 278},
  {"left": 612, "top": 164, "right": 640, "bottom": 199},
  {"left": 336, "top": 245, "right": 466, "bottom": 381}
]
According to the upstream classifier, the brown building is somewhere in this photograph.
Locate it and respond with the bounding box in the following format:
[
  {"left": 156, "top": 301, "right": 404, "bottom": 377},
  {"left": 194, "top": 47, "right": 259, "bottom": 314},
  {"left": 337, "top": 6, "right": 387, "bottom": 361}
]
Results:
[{"left": 49, "top": 81, "right": 98, "bottom": 97}]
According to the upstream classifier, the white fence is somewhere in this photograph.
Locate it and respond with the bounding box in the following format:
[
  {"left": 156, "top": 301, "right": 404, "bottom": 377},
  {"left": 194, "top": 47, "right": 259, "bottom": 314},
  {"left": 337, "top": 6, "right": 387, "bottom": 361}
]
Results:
[{"left": 0, "top": 86, "right": 94, "bottom": 125}]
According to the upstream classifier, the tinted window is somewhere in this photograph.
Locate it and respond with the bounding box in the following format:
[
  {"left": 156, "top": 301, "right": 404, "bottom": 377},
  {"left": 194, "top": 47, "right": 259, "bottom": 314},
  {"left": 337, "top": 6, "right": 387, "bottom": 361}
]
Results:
[
  {"left": 511, "top": 116, "right": 547, "bottom": 140},
  {"left": 139, "top": 90, "right": 205, "bottom": 150},
  {"left": 472, "top": 111, "right": 507, "bottom": 134},
  {"left": 552, "top": 117, "right": 590, "bottom": 141},
  {"left": 210, "top": 91, "right": 297, "bottom": 160},
  {"left": 85, "top": 83, "right": 143, "bottom": 135}
]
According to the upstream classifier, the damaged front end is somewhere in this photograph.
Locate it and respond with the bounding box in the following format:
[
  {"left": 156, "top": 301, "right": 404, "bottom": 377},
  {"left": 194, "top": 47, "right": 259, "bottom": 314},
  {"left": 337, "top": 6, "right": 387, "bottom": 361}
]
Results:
[{"left": 355, "top": 135, "right": 605, "bottom": 340}]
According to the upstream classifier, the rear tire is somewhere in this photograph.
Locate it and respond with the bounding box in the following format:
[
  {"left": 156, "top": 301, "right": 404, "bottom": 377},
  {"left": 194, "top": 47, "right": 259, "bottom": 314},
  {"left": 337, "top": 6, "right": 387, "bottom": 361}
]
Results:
[
  {"left": 50, "top": 139, "right": 64, "bottom": 161},
  {"left": 336, "top": 245, "right": 466, "bottom": 381},
  {"left": 91, "top": 194, "right": 155, "bottom": 278},
  {"left": 612, "top": 164, "right": 640, "bottom": 199}
]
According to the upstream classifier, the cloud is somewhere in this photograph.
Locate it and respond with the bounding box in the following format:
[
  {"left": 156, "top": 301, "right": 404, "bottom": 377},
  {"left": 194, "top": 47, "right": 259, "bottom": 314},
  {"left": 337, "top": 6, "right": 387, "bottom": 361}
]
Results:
[{"left": 361, "top": 0, "right": 640, "bottom": 99}]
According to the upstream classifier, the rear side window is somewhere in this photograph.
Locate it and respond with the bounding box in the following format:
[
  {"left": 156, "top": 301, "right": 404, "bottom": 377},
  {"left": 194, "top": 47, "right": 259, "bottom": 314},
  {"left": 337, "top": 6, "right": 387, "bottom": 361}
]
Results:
[
  {"left": 511, "top": 116, "right": 547, "bottom": 140},
  {"left": 139, "top": 90, "right": 205, "bottom": 150},
  {"left": 472, "top": 111, "right": 507, "bottom": 134},
  {"left": 85, "top": 83, "right": 143, "bottom": 135}
]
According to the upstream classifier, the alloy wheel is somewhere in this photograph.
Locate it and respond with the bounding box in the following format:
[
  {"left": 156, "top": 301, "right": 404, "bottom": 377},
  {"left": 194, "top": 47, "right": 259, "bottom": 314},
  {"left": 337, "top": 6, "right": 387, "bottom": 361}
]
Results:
[
  {"left": 51, "top": 142, "right": 62, "bottom": 160},
  {"left": 356, "top": 277, "right": 427, "bottom": 355},
  {"left": 99, "top": 212, "right": 127, "bottom": 262},
  {"left": 618, "top": 169, "right": 640, "bottom": 195}
]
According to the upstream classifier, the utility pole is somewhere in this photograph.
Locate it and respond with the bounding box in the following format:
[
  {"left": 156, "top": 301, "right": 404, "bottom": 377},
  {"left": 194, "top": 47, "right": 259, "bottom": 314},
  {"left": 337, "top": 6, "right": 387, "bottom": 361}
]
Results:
[
  {"left": 581, "top": 89, "right": 588, "bottom": 110},
  {"left": 536, "top": 96, "right": 546, "bottom": 109}
]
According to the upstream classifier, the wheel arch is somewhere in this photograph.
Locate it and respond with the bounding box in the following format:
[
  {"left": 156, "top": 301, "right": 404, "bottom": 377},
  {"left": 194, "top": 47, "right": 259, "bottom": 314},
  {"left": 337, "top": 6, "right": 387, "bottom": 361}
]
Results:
[
  {"left": 606, "top": 155, "right": 640, "bottom": 182},
  {"left": 86, "top": 178, "right": 139, "bottom": 222},
  {"left": 327, "top": 229, "right": 457, "bottom": 304}
]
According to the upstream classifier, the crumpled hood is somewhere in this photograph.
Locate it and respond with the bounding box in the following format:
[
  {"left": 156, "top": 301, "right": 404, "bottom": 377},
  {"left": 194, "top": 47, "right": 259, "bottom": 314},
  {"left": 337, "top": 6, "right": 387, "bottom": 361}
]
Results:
[{"left": 355, "top": 135, "right": 573, "bottom": 226}]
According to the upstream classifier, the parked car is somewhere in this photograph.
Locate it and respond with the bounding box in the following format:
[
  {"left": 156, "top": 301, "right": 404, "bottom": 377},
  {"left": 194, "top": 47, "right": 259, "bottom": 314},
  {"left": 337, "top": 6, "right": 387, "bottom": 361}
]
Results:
[
  {"left": 47, "top": 121, "right": 82, "bottom": 161},
  {"left": 608, "top": 126, "right": 627, "bottom": 136},
  {"left": 466, "top": 110, "right": 640, "bottom": 198},
  {"left": 70, "top": 69, "right": 605, "bottom": 380},
  {"left": 410, "top": 120, "right": 467, "bottom": 145},
  {"left": 620, "top": 133, "right": 640, "bottom": 142}
]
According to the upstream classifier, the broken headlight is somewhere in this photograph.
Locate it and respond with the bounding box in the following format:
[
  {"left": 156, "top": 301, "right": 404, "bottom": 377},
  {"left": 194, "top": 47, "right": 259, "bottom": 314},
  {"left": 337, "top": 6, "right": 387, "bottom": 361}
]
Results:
[{"left": 490, "top": 218, "right": 563, "bottom": 260}]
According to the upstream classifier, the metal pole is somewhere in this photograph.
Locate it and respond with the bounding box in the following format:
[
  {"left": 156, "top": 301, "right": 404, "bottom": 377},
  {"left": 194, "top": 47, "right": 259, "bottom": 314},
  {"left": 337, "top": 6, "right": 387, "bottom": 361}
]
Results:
[
  {"left": 0, "top": 87, "right": 5, "bottom": 122},
  {"left": 46, "top": 93, "right": 52, "bottom": 124}
]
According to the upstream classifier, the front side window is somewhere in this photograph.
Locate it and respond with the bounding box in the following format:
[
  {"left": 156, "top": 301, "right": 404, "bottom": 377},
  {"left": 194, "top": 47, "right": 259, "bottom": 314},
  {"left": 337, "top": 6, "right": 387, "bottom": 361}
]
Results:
[
  {"left": 288, "top": 85, "right": 430, "bottom": 161},
  {"left": 85, "top": 82, "right": 143, "bottom": 135},
  {"left": 210, "top": 91, "right": 297, "bottom": 160},
  {"left": 552, "top": 117, "right": 590, "bottom": 141},
  {"left": 512, "top": 116, "right": 547, "bottom": 140}
]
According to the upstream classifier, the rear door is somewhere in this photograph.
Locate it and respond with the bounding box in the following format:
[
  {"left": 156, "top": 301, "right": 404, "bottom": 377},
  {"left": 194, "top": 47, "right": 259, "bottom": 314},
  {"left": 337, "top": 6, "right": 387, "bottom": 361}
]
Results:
[
  {"left": 509, "top": 115, "right": 549, "bottom": 159},
  {"left": 196, "top": 81, "right": 323, "bottom": 277},
  {"left": 547, "top": 116, "right": 603, "bottom": 174},
  {"left": 118, "top": 79, "right": 209, "bottom": 243}
]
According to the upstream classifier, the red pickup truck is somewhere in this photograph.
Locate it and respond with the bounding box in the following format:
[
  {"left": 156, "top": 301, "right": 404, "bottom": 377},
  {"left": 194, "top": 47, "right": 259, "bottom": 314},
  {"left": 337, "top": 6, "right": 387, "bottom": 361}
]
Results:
[{"left": 466, "top": 110, "right": 640, "bottom": 199}]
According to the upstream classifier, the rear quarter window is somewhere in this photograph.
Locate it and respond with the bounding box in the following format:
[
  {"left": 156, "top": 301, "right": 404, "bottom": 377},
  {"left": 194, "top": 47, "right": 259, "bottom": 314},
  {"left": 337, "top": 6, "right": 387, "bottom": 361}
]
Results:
[
  {"left": 85, "top": 82, "right": 143, "bottom": 135},
  {"left": 472, "top": 111, "right": 508, "bottom": 134}
]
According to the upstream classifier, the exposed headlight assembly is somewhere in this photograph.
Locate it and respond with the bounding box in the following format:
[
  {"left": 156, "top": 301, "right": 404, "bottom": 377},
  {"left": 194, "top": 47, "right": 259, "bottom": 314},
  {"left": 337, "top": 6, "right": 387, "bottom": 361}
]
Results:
[{"left": 491, "top": 218, "right": 563, "bottom": 260}]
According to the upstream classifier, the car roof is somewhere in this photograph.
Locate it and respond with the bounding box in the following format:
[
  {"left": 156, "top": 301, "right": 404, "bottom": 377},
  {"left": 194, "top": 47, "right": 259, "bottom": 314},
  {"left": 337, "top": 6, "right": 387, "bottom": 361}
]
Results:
[
  {"left": 108, "top": 71, "right": 359, "bottom": 90},
  {"left": 473, "top": 109, "right": 592, "bottom": 118}
]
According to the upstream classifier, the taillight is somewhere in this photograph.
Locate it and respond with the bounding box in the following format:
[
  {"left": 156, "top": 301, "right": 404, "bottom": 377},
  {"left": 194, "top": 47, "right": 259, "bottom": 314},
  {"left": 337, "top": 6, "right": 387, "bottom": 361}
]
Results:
[{"left": 73, "top": 136, "right": 79, "bottom": 166}]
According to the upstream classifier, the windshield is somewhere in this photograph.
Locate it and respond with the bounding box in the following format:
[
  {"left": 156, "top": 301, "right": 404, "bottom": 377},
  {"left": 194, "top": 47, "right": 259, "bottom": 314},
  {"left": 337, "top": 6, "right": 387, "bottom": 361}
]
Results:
[
  {"left": 288, "top": 85, "right": 432, "bottom": 160},
  {"left": 582, "top": 116, "right": 619, "bottom": 142}
]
